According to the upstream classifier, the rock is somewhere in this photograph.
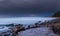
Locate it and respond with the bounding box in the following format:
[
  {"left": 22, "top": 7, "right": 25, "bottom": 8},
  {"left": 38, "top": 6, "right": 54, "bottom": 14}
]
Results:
[
  {"left": 44, "top": 18, "right": 60, "bottom": 34},
  {"left": 18, "top": 27, "right": 56, "bottom": 36}
]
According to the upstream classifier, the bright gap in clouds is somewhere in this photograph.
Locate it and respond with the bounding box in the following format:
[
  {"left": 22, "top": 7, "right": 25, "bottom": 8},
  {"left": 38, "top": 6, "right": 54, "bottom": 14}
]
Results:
[
  {"left": 0, "top": 17, "right": 55, "bottom": 25},
  {"left": 0, "top": 0, "right": 4, "bottom": 2}
]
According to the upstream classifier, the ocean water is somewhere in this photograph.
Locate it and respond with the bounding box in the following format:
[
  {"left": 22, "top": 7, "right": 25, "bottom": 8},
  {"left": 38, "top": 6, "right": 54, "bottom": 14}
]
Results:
[{"left": 0, "top": 17, "right": 55, "bottom": 25}]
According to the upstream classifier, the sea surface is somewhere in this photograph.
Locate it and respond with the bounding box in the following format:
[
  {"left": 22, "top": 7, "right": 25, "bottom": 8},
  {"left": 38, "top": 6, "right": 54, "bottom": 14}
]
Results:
[{"left": 0, "top": 17, "right": 55, "bottom": 25}]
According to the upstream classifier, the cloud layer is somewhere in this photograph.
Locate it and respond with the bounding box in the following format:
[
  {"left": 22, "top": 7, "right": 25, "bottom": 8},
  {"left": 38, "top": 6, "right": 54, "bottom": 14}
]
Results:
[
  {"left": 0, "top": 0, "right": 57, "bottom": 11},
  {"left": 0, "top": 0, "right": 59, "bottom": 17}
]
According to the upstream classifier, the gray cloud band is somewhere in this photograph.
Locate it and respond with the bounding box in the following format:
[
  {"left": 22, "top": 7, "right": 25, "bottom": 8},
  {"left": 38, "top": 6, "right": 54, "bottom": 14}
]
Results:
[{"left": 0, "top": 0, "right": 58, "bottom": 11}]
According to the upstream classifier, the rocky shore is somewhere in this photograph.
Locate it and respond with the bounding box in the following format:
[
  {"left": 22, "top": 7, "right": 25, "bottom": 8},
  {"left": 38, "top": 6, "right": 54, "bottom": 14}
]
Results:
[{"left": 0, "top": 18, "right": 60, "bottom": 36}]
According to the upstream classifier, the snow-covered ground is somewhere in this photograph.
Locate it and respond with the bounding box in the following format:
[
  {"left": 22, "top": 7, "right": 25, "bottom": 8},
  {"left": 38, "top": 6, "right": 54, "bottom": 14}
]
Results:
[{"left": 19, "top": 27, "right": 57, "bottom": 36}]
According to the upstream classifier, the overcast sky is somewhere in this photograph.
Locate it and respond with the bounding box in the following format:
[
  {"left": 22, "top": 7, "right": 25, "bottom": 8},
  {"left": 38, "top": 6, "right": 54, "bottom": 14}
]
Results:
[{"left": 0, "top": 0, "right": 59, "bottom": 17}]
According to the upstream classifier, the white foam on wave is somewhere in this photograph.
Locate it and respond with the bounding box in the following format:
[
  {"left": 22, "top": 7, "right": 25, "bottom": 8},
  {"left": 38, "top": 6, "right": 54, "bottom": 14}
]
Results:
[{"left": 0, "top": 17, "right": 56, "bottom": 25}]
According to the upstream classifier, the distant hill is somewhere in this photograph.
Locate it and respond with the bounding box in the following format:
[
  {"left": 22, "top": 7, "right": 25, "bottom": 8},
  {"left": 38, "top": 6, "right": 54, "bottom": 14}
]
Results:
[{"left": 52, "top": 11, "right": 60, "bottom": 17}]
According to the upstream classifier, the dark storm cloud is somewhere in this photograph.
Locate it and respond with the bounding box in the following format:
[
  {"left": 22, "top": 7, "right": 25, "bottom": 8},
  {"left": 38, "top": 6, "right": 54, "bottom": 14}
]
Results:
[
  {"left": 0, "top": 0, "right": 59, "bottom": 17},
  {"left": 0, "top": 0, "right": 57, "bottom": 11}
]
